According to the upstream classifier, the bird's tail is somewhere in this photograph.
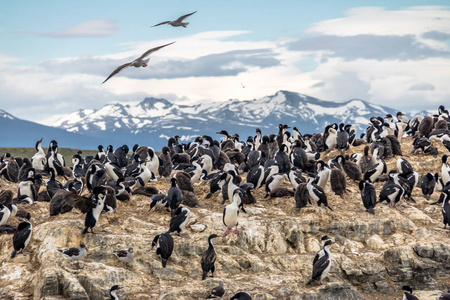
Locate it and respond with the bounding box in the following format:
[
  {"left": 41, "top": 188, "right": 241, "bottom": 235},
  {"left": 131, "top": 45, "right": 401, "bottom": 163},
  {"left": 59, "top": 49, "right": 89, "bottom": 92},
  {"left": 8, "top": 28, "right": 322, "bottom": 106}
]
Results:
[
  {"left": 82, "top": 227, "right": 88, "bottom": 234},
  {"left": 10, "top": 250, "right": 17, "bottom": 258},
  {"left": 368, "top": 207, "right": 375, "bottom": 215},
  {"left": 162, "top": 258, "right": 167, "bottom": 268},
  {"left": 202, "top": 272, "right": 207, "bottom": 281},
  {"left": 306, "top": 278, "right": 314, "bottom": 285}
]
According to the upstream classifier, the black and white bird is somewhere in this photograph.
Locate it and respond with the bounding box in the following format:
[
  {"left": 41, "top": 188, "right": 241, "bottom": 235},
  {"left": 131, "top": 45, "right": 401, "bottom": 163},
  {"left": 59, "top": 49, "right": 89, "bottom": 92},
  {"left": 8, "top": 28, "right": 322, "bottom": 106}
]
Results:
[
  {"left": 378, "top": 172, "right": 405, "bottom": 207},
  {"left": 230, "top": 292, "right": 252, "bottom": 300},
  {"left": 246, "top": 165, "right": 265, "bottom": 189},
  {"left": 206, "top": 281, "right": 225, "bottom": 299},
  {"left": 152, "top": 231, "right": 174, "bottom": 268},
  {"left": 440, "top": 189, "right": 450, "bottom": 229},
  {"left": 149, "top": 194, "right": 169, "bottom": 212},
  {"left": 152, "top": 11, "right": 197, "bottom": 27},
  {"left": 402, "top": 286, "right": 419, "bottom": 300},
  {"left": 114, "top": 247, "right": 135, "bottom": 264},
  {"left": 108, "top": 285, "right": 124, "bottom": 300},
  {"left": 58, "top": 243, "right": 88, "bottom": 261},
  {"left": 363, "top": 154, "right": 387, "bottom": 183},
  {"left": 312, "top": 235, "right": 329, "bottom": 266},
  {"left": 169, "top": 206, "right": 190, "bottom": 236},
  {"left": 82, "top": 186, "right": 107, "bottom": 234},
  {"left": 306, "top": 179, "right": 333, "bottom": 211},
  {"left": 359, "top": 180, "right": 377, "bottom": 215},
  {"left": 265, "top": 173, "right": 288, "bottom": 198},
  {"left": 201, "top": 234, "right": 219, "bottom": 280},
  {"left": 421, "top": 173, "right": 436, "bottom": 200},
  {"left": 223, "top": 189, "right": 242, "bottom": 236},
  {"left": 0, "top": 203, "right": 12, "bottom": 225},
  {"left": 17, "top": 177, "right": 36, "bottom": 204},
  {"left": 11, "top": 221, "right": 32, "bottom": 258},
  {"left": 314, "top": 161, "right": 331, "bottom": 190},
  {"left": 306, "top": 240, "right": 333, "bottom": 285},
  {"left": 441, "top": 154, "right": 450, "bottom": 186}
]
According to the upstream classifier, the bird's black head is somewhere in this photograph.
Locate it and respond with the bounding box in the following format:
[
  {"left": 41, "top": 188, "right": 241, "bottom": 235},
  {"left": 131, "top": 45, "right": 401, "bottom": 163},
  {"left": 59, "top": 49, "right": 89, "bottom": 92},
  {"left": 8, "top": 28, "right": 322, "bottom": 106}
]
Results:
[
  {"left": 80, "top": 243, "right": 87, "bottom": 249},
  {"left": 402, "top": 286, "right": 413, "bottom": 294},
  {"left": 358, "top": 180, "right": 366, "bottom": 191},
  {"left": 170, "top": 177, "right": 177, "bottom": 186},
  {"left": 321, "top": 235, "right": 328, "bottom": 241},
  {"left": 324, "top": 240, "right": 332, "bottom": 247},
  {"left": 209, "top": 234, "right": 219, "bottom": 240},
  {"left": 110, "top": 285, "right": 123, "bottom": 291},
  {"left": 128, "top": 247, "right": 133, "bottom": 253}
]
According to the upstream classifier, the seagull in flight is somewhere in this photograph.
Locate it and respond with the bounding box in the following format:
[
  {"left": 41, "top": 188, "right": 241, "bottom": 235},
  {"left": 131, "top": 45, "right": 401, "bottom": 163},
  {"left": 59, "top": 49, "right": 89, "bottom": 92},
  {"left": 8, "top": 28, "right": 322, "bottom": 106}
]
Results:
[
  {"left": 152, "top": 11, "right": 197, "bottom": 28},
  {"left": 102, "top": 42, "right": 175, "bottom": 84}
]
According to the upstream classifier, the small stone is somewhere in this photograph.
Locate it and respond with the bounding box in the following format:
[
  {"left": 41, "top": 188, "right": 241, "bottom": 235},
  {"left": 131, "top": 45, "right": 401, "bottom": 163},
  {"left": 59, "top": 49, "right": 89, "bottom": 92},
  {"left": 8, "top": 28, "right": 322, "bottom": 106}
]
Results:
[
  {"left": 366, "top": 234, "right": 385, "bottom": 250},
  {"left": 189, "top": 223, "right": 206, "bottom": 232}
]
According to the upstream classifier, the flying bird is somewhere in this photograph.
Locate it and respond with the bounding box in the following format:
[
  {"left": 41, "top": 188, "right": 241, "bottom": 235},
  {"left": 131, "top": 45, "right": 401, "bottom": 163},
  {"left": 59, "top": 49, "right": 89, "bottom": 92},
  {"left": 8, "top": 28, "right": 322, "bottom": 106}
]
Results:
[
  {"left": 151, "top": 11, "right": 197, "bottom": 28},
  {"left": 102, "top": 42, "right": 175, "bottom": 84}
]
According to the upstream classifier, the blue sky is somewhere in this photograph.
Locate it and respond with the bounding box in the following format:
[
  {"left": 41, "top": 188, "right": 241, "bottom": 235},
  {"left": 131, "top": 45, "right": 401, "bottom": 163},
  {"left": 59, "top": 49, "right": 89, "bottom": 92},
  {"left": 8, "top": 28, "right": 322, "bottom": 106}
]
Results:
[{"left": 1, "top": 1, "right": 450, "bottom": 123}]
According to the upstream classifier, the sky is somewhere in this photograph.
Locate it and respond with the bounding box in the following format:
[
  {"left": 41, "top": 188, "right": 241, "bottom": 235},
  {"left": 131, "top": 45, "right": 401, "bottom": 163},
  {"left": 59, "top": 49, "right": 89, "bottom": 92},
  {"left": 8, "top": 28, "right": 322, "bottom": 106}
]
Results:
[{"left": 1, "top": 0, "right": 450, "bottom": 124}]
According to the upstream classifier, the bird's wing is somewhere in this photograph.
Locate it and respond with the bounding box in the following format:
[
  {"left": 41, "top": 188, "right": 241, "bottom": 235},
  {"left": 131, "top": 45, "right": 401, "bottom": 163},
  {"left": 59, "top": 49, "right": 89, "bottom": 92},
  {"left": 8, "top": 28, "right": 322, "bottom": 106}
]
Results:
[
  {"left": 311, "top": 255, "right": 330, "bottom": 280},
  {"left": 114, "top": 250, "right": 128, "bottom": 257},
  {"left": 102, "top": 62, "right": 132, "bottom": 84},
  {"left": 176, "top": 11, "right": 197, "bottom": 22},
  {"left": 151, "top": 21, "right": 170, "bottom": 27},
  {"left": 13, "top": 226, "right": 30, "bottom": 248},
  {"left": 169, "top": 211, "right": 186, "bottom": 230},
  {"left": 60, "top": 247, "right": 80, "bottom": 257},
  {"left": 139, "top": 41, "right": 175, "bottom": 59}
]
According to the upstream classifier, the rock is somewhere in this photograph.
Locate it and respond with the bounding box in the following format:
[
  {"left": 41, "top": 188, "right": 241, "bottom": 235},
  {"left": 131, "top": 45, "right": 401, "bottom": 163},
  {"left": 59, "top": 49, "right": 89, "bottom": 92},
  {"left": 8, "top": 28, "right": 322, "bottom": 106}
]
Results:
[
  {"left": 366, "top": 234, "right": 386, "bottom": 250},
  {"left": 189, "top": 223, "right": 206, "bottom": 232}
]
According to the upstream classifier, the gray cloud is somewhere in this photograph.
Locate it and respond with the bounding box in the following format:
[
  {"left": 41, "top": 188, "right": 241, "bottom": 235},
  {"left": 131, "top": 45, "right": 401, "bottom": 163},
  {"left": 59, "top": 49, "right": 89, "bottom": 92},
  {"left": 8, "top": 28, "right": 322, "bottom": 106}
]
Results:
[
  {"left": 409, "top": 82, "right": 435, "bottom": 91},
  {"left": 288, "top": 34, "right": 450, "bottom": 61},
  {"left": 423, "top": 31, "right": 450, "bottom": 41},
  {"left": 40, "top": 48, "right": 280, "bottom": 80}
]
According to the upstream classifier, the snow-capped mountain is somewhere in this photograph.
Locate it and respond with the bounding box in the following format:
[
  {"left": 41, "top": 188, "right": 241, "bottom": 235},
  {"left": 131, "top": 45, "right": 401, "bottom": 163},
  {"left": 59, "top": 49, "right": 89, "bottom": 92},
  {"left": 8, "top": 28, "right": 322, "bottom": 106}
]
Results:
[
  {"left": 47, "top": 91, "right": 402, "bottom": 149},
  {"left": 0, "top": 109, "right": 119, "bottom": 148},
  {"left": 49, "top": 90, "right": 400, "bottom": 150}
]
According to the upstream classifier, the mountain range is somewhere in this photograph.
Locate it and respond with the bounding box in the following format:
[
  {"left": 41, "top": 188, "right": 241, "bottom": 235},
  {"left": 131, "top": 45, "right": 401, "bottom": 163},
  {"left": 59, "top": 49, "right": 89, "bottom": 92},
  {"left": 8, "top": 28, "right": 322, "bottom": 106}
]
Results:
[{"left": 1, "top": 91, "right": 416, "bottom": 150}]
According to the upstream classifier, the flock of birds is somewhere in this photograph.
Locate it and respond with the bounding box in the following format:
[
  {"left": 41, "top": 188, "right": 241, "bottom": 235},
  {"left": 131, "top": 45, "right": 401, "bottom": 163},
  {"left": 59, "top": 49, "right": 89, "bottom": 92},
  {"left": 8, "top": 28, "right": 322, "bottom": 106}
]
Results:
[{"left": 0, "top": 104, "right": 450, "bottom": 298}]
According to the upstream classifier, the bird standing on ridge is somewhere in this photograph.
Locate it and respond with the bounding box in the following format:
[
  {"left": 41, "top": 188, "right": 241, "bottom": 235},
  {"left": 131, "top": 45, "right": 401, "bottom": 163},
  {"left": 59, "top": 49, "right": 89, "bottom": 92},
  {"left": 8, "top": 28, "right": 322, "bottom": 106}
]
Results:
[
  {"left": 201, "top": 234, "right": 219, "bottom": 280},
  {"left": 102, "top": 42, "right": 175, "bottom": 84}
]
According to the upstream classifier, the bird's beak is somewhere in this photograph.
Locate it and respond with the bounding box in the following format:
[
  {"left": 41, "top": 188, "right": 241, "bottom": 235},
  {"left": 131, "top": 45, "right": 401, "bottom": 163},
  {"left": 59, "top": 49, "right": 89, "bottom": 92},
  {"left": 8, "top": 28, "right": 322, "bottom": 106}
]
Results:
[{"left": 118, "top": 286, "right": 124, "bottom": 290}]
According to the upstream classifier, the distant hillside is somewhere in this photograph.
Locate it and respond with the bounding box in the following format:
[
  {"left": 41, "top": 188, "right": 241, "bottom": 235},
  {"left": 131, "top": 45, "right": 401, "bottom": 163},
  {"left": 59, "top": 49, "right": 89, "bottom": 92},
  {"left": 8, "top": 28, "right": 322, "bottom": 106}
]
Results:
[{"left": 0, "top": 110, "right": 122, "bottom": 149}]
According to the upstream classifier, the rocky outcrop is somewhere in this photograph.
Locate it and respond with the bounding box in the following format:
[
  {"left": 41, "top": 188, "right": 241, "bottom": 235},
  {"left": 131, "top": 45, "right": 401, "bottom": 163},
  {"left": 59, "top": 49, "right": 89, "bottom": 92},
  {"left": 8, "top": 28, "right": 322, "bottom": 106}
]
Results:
[{"left": 0, "top": 138, "right": 449, "bottom": 299}]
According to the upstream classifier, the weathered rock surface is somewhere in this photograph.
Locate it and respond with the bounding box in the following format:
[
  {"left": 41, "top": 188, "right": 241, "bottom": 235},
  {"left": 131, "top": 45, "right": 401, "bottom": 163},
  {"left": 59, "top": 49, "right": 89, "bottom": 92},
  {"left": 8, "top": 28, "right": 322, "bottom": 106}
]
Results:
[{"left": 0, "top": 138, "right": 449, "bottom": 299}]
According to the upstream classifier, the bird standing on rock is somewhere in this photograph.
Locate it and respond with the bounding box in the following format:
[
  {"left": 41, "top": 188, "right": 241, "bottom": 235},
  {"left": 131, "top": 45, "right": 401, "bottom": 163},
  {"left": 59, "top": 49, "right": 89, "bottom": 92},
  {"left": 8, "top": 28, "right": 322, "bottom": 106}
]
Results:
[
  {"left": 152, "top": 231, "right": 174, "bottom": 268},
  {"left": 11, "top": 221, "right": 32, "bottom": 258},
  {"left": 306, "top": 240, "right": 333, "bottom": 285},
  {"left": 201, "top": 234, "right": 219, "bottom": 280},
  {"left": 114, "top": 247, "right": 134, "bottom": 264},
  {"left": 58, "top": 243, "right": 88, "bottom": 262}
]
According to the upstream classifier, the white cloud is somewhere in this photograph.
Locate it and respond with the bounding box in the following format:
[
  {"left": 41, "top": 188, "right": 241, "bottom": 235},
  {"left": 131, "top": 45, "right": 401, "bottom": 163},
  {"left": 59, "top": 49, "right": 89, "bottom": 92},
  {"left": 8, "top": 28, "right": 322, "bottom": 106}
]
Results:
[
  {"left": 2, "top": 7, "right": 450, "bottom": 124},
  {"left": 42, "top": 19, "right": 118, "bottom": 38}
]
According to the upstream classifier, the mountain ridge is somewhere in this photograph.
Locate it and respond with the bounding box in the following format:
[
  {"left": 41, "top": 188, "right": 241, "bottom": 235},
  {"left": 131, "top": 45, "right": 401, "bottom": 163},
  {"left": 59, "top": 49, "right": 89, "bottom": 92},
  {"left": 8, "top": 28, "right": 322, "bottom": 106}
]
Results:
[{"left": 2, "top": 91, "right": 427, "bottom": 149}]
